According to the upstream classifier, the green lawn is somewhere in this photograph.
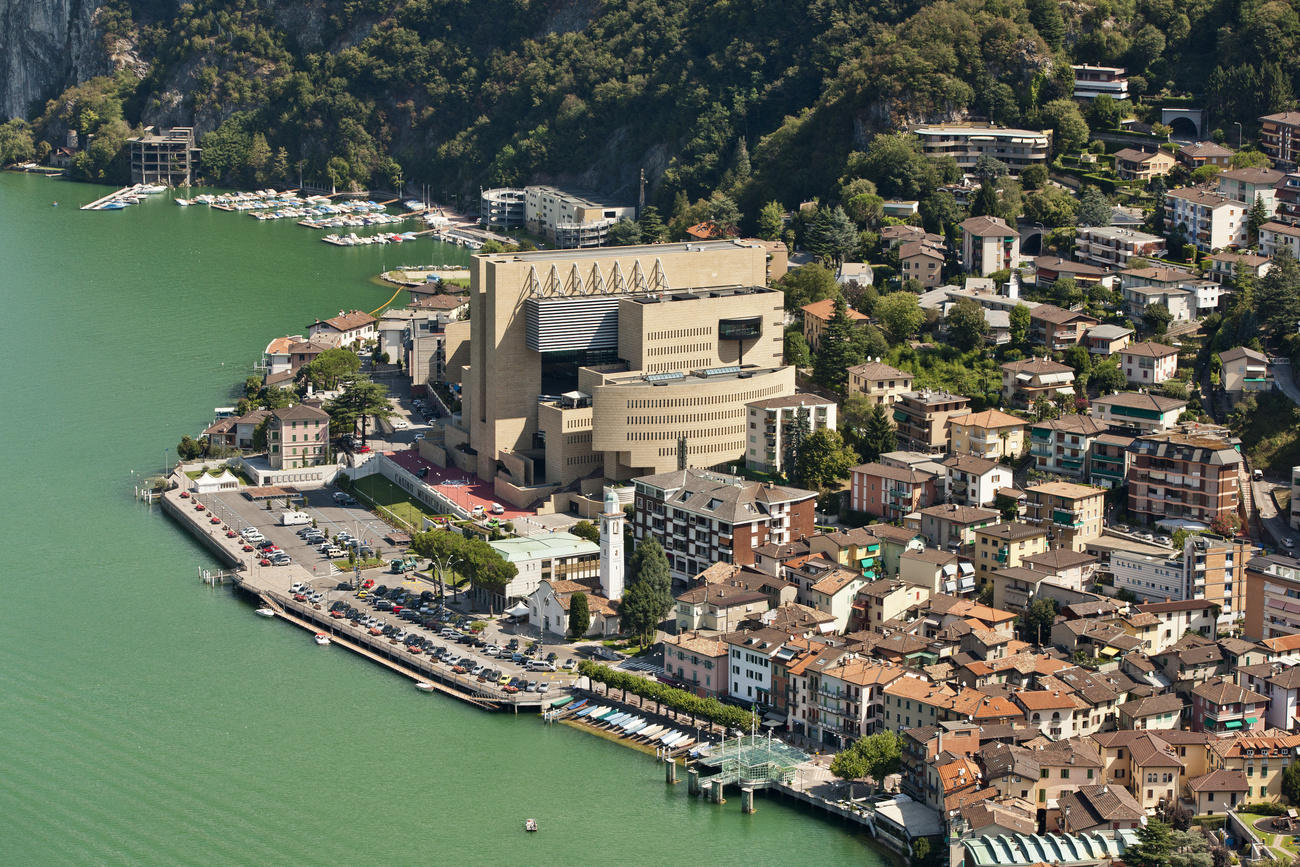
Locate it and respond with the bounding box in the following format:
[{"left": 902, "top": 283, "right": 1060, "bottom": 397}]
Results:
[
  {"left": 332, "top": 557, "right": 387, "bottom": 571},
  {"left": 1240, "top": 814, "right": 1300, "bottom": 854},
  {"left": 349, "top": 474, "right": 447, "bottom": 531}
]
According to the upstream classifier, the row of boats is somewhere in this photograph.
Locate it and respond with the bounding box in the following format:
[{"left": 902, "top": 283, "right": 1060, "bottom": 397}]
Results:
[
  {"left": 176, "top": 189, "right": 308, "bottom": 209},
  {"left": 557, "top": 698, "right": 704, "bottom": 755},
  {"left": 84, "top": 183, "right": 168, "bottom": 210},
  {"left": 322, "top": 231, "right": 421, "bottom": 246}
]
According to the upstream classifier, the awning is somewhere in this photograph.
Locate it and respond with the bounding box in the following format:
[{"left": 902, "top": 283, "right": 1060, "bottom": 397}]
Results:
[
  {"left": 1100, "top": 647, "right": 1120, "bottom": 657},
  {"left": 505, "top": 601, "right": 529, "bottom": 618},
  {"left": 1245, "top": 717, "right": 1257, "bottom": 724},
  {"left": 1223, "top": 720, "right": 1243, "bottom": 729}
]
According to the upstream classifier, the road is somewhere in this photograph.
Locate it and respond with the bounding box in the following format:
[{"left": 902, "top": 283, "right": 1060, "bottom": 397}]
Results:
[
  {"left": 1252, "top": 479, "right": 1295, "bottom": 549},
  {"left": 1272, "top": 358, "right": 1300, "bottom": 406}
]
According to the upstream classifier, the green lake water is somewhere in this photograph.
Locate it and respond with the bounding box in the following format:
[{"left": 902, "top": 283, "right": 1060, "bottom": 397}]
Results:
[{"left": 0, "top": 173, "right": 882, "bottom": 865}]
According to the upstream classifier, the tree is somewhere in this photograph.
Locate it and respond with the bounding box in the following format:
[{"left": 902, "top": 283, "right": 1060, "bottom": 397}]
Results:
[
  {"left": 1087, "top": 94, "right": 1122, "bottom": 132},
  {"left": 1248, "top": 196, "right": 1270, "bottom": 245},
  {"left": 1257, "top": 249, "right": 1300, "bottom": 339},
  {"left": 567, "top": 592, "right": 591, "bottom": 638},
  {"left": 571, "top": 520, "right": 600, "bottom": 543},
  {"left": 875, "top": 291, "right": 923, "bottom": 344},
  {"left": 1076, "top": 186, "right": 1112, "bottom": 228},
  {"left": 814, "top": 296, "right": 858, "bottom": 391},
  {"left": 177, "top": 435, "right": 204, "bottom": 460},
  {"left": 860, "top": 404, "right": 897, "bottom": 462},
  {"left": 1092, "top": 360, "right": 1126, "bottom": 394},
  {"left": 832, "top": 731, "right": 902, "bottom": 787},
  {"left": 851, "top": 323, "right": 889, "bottom": 361},
  {"left": 1032, "top": 395, "right": 1059, "bottom": 422},
  {"left": 777, "top": 263, "right": 839, "bottom": 311},
  {"left": 1144, "top": 303, "right": 1174, "bottom": 337},
  {"left": 1041, "top": 99, "right": 1090, "bottom": 155},
  {"left": 794, "top": 429, "right": 859, "bottom": 492},
  {"left": 1009, "top": 303, "right": 1032, "bottom": 348},
  {"left": 1020, "top": 163, "right": 1048, "bottom": 191},
  {"left": 973, "top": 154, "right": 1008, "bottom": 181},
  {"left": 757, "top": 201, "right": 786, "bottom": 241},
  {"left": 784, "top": 330, "right": 811, "bottom": 367},
  {"left": 1022, "top": 598, "right": 1059, "bottom": 644},
  {"left": 638, "top": 205, "right": 667, "bottom": 243},
  {"left": 1233, "top": 149, "right": 1270, "bottom": 169},
  {"left": 1064, "top": 344, "right": 1092, "bottom": 376},
  {"left": 0, "top": 119, "right": 35, "bottom": 165},
  {"left": 621, "top": 537, "right": 673, "bottom": 642},
  {"left": 303, "top": 347, "right": 361, "bottom": 390},
  {"left": 325, "top": 378, "right": 393, "bottom": 444},
  {"left": 606, "top": 219, "right": 642, "bottom": 246},
  {"left": 805, "top": 205, "right": 858, "bottom": 265},
  {"left": 1024, "top": 186, "right": 1077, "bottom": 227},
  {"left": 849, "top": 132, "right": 942, "bottom": 200},
  {"left": 946, "top": 298, "right": 987, "bottom": 350},
  {"left": 1282, "top": 759, "right": 1300, "bottom": 805}
]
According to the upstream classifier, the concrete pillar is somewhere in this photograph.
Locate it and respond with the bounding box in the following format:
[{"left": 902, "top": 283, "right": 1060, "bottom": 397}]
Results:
[
  {"left": 741, "top": 787, "right": 755, "bottom": 814},
  {"left": 664, "top": 757, "right": 677, "bottom": 785},
  {"left": 687, "top": 767, "right": 700, "bottom": 797},
  {"left": 710, "top": 780, "right": 725, "bottom": 805}
]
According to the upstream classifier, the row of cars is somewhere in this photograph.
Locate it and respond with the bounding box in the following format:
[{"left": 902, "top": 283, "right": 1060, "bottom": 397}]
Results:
[
  {"left": 293, "top": 524, "right": 351, "bottom": 558},
  {"left": 241, "top": 527, "right": 293, "bottom": 566}
]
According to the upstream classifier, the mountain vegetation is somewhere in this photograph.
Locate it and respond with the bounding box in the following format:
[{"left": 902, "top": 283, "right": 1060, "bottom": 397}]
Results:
[{"left": 12, "top": 0, "right": 1300, "bottom": 222}]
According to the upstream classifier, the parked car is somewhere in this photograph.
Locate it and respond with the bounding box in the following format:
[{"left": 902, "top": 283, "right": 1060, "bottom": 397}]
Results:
[{"left": 1284, "top": 538, "right": 1295, "bottom": 549}]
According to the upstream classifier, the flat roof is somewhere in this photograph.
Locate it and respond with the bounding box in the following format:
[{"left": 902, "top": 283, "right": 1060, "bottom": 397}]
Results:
[
  {"left": 482, "top": 240, "right": 752, "bottom": 263},
  {"left": 487, "top": 532, "right": 599, "bottom": 563}
]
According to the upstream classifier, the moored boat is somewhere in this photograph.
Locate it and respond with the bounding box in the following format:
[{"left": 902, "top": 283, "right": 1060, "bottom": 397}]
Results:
[
  {"left": 313, "top": 633, "right": 330, "bottom": 646},
  {"left": 415, "top": 681, "right": 436, "bottom": 692},
  {"left": 254, "top": 607, "right": 275, "bottom": 618},
  {"left": 524, "top": 818, "right": 538, "bottom": 832}
]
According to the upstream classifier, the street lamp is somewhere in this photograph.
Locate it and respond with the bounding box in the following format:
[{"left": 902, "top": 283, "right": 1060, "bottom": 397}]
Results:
[{"left": 1235, "top": 121, "right": 1243, "bottom": 149}]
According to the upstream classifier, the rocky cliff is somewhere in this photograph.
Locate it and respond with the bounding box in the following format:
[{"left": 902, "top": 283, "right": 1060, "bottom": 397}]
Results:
[{"left": 0, "top": 0, "right": 109, "bottom": 119}]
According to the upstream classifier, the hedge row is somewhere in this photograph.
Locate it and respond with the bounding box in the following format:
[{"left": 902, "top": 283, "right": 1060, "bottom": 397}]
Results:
[{"left": 578, "top": 660, "right": 758, "bottom": 731}]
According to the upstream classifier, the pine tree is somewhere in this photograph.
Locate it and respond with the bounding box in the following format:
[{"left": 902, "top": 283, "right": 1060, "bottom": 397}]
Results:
[
  {"left": 861, "top": 404, "right": 897, "bottom": 462},
  {"left": 1248, "top": 195, "right": 1269, "bottom": 245},
  {"left": 638, "top": 205, "right": 667, "bottom": 243},
  {"left": 621, "top": 537, "right": 673, "bottom": 642},
  {"left": 813, "top": 296, "right": 857, "bottom": 392},
  {"left": 757, "top": 201, "right": 785, "bottom": 241},
  {"left": 567, "top": 592, "right": 590, "bottom": 638},
  {"left": 782, "top": 406, "right": 811, "bottom": 478},
  {"left": 732, "top": 137, "right": 751, "bottom": 181}
]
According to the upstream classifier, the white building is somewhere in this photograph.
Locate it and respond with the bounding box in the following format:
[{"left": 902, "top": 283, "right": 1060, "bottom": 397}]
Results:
[
  {"left": 599, "top": 489, "right": 625, "bottom": 601},
  {"left": 912, "top": 124, "right": 1051, "bottom": 177},
  {"left": 1259, "top": 221, "right": 1300, "bottom": 259},
  {"left": 725, "top": 628, "right": 789, "bottom": 707},
  {"left": 1074, "top": 226, "right": 1166, "bottom": 270},
  {"left": 524, "top": 185, "right": 636, "bottom": 248},
  {"left": 1216, "top": 167, "right": 1285, "bottom": 214},
  {"left": 744, "top": 394, "right": 837, "bottom": 475},
  {"left": 1072, "top": 65, "right": 1129, "bottom": 100},
  {"left": 487, "top": 532, "right": 600, "bottom": 602},
  {"left": 1164, "top": 188, "right": 1247, "bottom": 252}
]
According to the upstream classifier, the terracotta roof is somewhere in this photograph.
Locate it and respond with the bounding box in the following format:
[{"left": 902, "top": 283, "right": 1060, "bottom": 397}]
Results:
[
  {"left": 1123, "top": 340, "right": 1179, "bottom": 359},
  {"left": 1026, "top": 481, "right": 1104, "bottom": 500},
  {"left": 1263, "top": 633, "right": 1300, "bottom": 653},
  {"left": 1030, "top": 414, "right": 1109, "bottom": 436},
  {"left": 1117, "top": 693, "right": 1184, "bottom": 719},
  {"left": 850, "top": 462, "right": 936, "bottom": 485},
  {"left": 1180, "top": 141, "right": 1234, "bottom": 158},
  {"left": 1113, "top": 148, "right": 1168, "bottom": 164},
  {"left": 1021, "top": 549, "right": 1096, "bottom": 571},
  {"left": 801, "top": 298, "right": 867, "bottom": 321},
  {"left": 1192, "top": 678, "right": 1268, "bottom": 706},
  {"left": 1001, "top": 357, "right": 1074, "bottom": 375},
  {"left": 955, "top": 409, "right": 1025, "bottom": 431},
  {"left": 942, "top": 454, "right": 1004, "bottom": 476},
  {"left": 868, "top": 524, "right": 923, "bottom": 543},
  {"left": 316, "top": 309, "right": 378, "bottom": 332},
  {"left": 1092, "top": 391, "right": 1187, "bottom": 413},
  {"left": 659, "top": 631, "right": 728, "bottom": 658},
  {"left": 938, "top": 757, "right": 982, "bottom": 794},
  {"left": 977, "top": 522, "right": 1047, "bottom": 542},
  {"left": 810, "top": 568, "right": 864, "bottom": 596},
  {"left": 745, "top": 392, "right": 834, "bottom": 410},
  {"left": 1014, "top": 689, "right": 1083, "bottom": 711},
  {"left": 919, "top": 503, "right": 999, "bottom": 524},
  {"left": 1166, "top": 187, "right": 1237, "bottom": 208},
  {"left": 1218, "top": 166, "right": 1285, "bottom": 185},
  {"left": 1219, "top": 345, "right": 1270, "bottom": 364},
  {"left": 900, "top": 240, "right": 945, "bottom": 260},
  {"left": 1030, "top": 304, "right": 1099, "bottom": 326},
  {"left": 1058, "top": 784, "right": 1144, "bottom": 827},
  {"left": 847, "top": 361, "right": 910, "bottom": 381}
]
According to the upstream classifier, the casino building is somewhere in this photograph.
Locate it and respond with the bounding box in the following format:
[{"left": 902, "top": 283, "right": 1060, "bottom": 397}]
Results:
[{"left": 438, "top": 241, "right": 795, "bottom": 509}]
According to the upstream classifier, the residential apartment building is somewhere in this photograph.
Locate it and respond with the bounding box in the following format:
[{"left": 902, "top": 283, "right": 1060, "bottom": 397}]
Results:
[
  {"left": 900, "top": 240, "right": 946, "bottom": 288},
  {"left": 1179, "top": 141, "right": 1236, "bottom": 169},
  {"left": 1237, "top": 662, "right": 1300, "bottom": 732},
  {"left": 1192, "top": 679, "right": 1269, "bottom": 734},
  {"left": 1072, "top": 65, "right": 1129, "bottom": 100},
  {"left": 631, "top": 468, "right": 817, "bottom": 581},
  {"left": 1164, "top": 188, "right": 1247, "bottom": 252},
  {"left": 1089, "top": 432, "right": 1134, "bottom": 489},
  {"left": 948, "top": 409, "right": 1025, "bottom": 461},
  {"left": 1245, "top": 554, "right": 1300, "bottom": 641},
  {"left": 916, "top": 503, "right": 1000, "bottom": 552},
  {"left": 1085, "top": 324, "right": 1134, "bottom": 356},
  {"left": 673, "top": 583, "right": 769, "bottom": 633},
  {"left": 1274, "top": 172, "right": 1300, "bottom": 223},
  {"left": 974, "top": 522, "right": 1049, "bottom": 582},
  {"left": 659, "top": 632, "right": 728, "bottom": 697},
  {"left": 801, "top": 297, "right": 867, "bottom": 351},
  {"left": 1208, "top": 732, "right": 1300, "bottom": 803},
  {"left": 1034, "top": 256, "right": 1111, "bottom": 290},
  {"left": 523, "top": 185, "right": 636, "bottom": 248},
  {"left": 1216, "top": 166, "right": 1285, "bottom": 214},
  {"left": 892, "top": 390, "right": 970, "bottom": 454},
  {"left": 1206, "top": 251, "right": 1273, "bottom": 284},
  {"left": 1113, "top": 148, "right": 1175, "bottom": 182},
  {"left": 1075, "top": 226, "right": 1167, "bottom": 270},
  {"left": 127, "top": 126, "right": 198, "bottom": 186},
  {"left": 1090, "top": 392, "right": 1187, "bottom": 435},
  {"left": 1024, "top": 482, "right": 1106, "bottom": 552},
  {"left": 1259, "top": 111, "right": 1300, "bottom": 166},
  {"left": 1119, "top": 341, "right": 1180, "bottom": 385},
  {"left": 960, "top": 216, "right": 1022, "bottom": 275},
  {"left": 744, "top": 393, "right": 837, "bottom": 475},
  {"left": 308, "top": 309, "right": 378, "bottom": 348},
  {"left": 911, "top": 124, "right": 1051, "bottom": 176},
  {"left": 797, "top": 658, "right": 907, "bottom": 746},
  {"left": 1218, "top": 346, "right": 1274, "bottom": 399},
  {"left": 1258, "top": 220, "right": 1300, "bottom": 259},
  {"left": 266, "top": 404, "right": 329, "bottom": 470},
  {"left": 1126, "top": 432, "right": 1243, "bottom": 527},
  {"left": 1028, "top": 414, "right": 1109, "bottom": 479},
  {"left": 942, "top": 455, "right": 1012, "bottom": 508},
  {"left": 724, "top": 628, "right": 790, "bottom": 707},
  {"left": 1000, "top": 357, "right": 1075, "bottom": 410},
  {"left": 849, "top": 462, "right": 937, "bottom": 521},
  {"left": 1029, "top": 304, "right": 1100, "bottom": 351},
  {"left": 846, "top": 361, "right": 913, "bottom": 407}
]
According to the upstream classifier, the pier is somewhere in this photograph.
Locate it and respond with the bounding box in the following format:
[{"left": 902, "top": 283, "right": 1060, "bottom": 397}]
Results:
[{"left": 81, "top": 185, "right": 142, "bottom": 210}]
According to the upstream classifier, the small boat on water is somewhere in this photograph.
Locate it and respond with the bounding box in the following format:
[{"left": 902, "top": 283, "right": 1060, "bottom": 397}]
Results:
[
  {"left": 524, "top": 818, "right": 538, "bottom": 833},
  {"left": 415, "top": 681, "right": 436, "bottom": 692},
  {"left": 314, "top": 633, "right": 331, "bottom": 646},
  {"left": 254, "top": 607, "right": 275, "bottom": 618}
]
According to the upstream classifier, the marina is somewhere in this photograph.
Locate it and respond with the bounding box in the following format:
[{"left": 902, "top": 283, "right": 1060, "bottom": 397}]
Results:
[{"left": 80, "top": 182, "right": 168, "bottom": 210}]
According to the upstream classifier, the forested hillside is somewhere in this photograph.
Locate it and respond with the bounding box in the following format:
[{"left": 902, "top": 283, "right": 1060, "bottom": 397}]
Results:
[{"left": 3, "top": 0, "right": 1299, "bottom": 218}]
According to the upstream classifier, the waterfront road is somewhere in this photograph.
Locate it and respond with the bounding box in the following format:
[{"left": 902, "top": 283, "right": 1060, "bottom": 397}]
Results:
[{"left": 202, "top": 488, "right": 580, "bottom": 692}]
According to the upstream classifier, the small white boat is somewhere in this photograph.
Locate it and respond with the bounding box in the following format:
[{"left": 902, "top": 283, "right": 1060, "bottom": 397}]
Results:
[
  {"left": 415, "top": 681, "right": 436, "bottom": 692},
  {"left": 524, "top": 818, "right": 538, "bottom": 832},
  {"left": 254, "top": 607, "right": 275, "bottom": 618},
  {"left": 314, "top": 633, "right": 331, "bottom": 646}
]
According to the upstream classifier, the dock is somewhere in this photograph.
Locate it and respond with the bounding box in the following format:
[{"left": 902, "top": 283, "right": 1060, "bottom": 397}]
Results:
[{"left": 81, "top": 185, "right": 138, "bottom": 210}]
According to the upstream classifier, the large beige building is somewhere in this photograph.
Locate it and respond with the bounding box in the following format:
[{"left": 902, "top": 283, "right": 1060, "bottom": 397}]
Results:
[{"left": 442, "top": 242, "right": 791, "bottom": 508}]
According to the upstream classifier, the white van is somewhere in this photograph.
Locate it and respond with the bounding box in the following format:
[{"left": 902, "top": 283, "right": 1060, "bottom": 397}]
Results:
[{"left": 279, "top": 511, "right": 312, "bottom": 526}]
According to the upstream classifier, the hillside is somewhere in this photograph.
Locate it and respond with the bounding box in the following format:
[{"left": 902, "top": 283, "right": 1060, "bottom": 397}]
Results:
[{"left": 3, "top": 0, "right": 1298, "bottom": 216}]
